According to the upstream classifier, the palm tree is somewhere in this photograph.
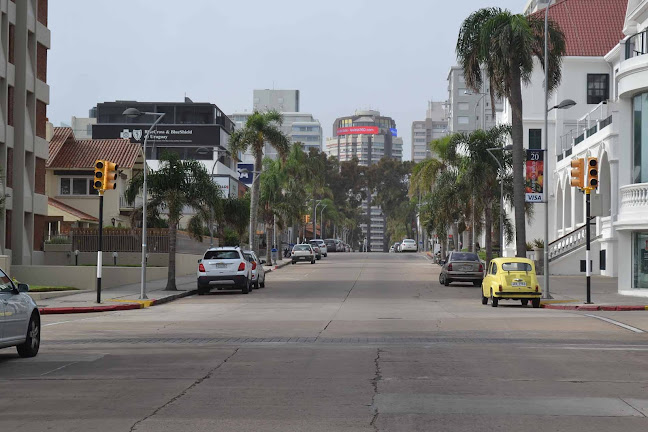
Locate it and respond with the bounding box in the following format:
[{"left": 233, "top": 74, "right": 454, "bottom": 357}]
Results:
[
  {"left": 229, "top": 110, "right": 291, "bottom": 254},
  {"left": 456, "top": 7, "right": 565, "bottom": 257},
  {"left": 125, "top": 152, "right": 217, "bottom": 291}
]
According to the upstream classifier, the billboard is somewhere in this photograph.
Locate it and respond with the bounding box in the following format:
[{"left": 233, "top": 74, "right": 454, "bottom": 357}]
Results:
[
  {"left": 336, "top": 126, "right": 379, "bottom": 135},
  {"left": 212, "top": 175, "right": 238, "bottom": 198},
  {"left": 92, "top": 124, "right": 221, "bottom": 146},
  {"left": 390, "top": 128, "right": 398, "bottom": 137},
  {"left": 525, "top": 149, "right": 544, "bottom": 203},
  {"left": 237, "top": 163, "right": 254, "bottom": 185}
]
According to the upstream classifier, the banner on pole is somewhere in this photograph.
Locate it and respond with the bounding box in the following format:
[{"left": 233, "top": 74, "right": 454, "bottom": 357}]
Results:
[{"left": 525, "top": 149, "right": 544, "bottom": 203}]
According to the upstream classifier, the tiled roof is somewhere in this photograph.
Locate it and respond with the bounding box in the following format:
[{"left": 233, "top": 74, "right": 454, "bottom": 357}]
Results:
[
  {"left": 47, "top": 127, "right": 73, "bottom": 168},
  {"left": 47, "top": 127, "right": 142, "bottom": 169},
  {"left": 536, "top": 0, "right": 627, "bottom": 57},
  {"left": 48, "top": 197, "right": 99, "bottom": 222}
]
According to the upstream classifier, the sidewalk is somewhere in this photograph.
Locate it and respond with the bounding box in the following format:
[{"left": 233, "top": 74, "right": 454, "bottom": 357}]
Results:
[{"left": 542, "top": 275, "right": 648, "bottom": 311}]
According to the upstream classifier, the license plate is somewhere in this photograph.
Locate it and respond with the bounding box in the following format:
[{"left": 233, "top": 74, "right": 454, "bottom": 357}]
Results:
[
  {"left": 512, "top": 281, "right": 527, "bottom": 287},
  {"left": 214, "top": 263, "right": 227, "bottom": 268},
  {"left": 461, "top": 266, "right": 472, "bottom": 271}
]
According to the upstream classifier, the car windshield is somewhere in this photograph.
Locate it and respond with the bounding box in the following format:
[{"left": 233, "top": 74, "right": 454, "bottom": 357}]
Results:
[
  {"left": 403, "top": 239, "right": 415, "bottom": 244},
  {"left": 0, "top": 270, "right": 14, "bottom": 293},
  {"left": 243, "top": 253, "right": 254, "bottom": 261},
  {"left": 204, "top": 250, "right": 240, "bottom": 260},
  {"left": 294, "top": 245, "right": 311, "bottom": 251},
  {"left": 451, "top": 253, "right": 479, "bottom": 261},
  {"left": 501, "top": 262, "right": 533, "bottom": 272}
]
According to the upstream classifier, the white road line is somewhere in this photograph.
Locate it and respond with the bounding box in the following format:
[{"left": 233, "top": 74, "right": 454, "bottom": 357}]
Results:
[
  {"left": 40, "top": 361, "right": 78, "bottom": 376},
  {"left": 583, "top": 314, "right": 645, "bottom": 333},
  {"left": 44, "top": 314, "right": 113, "bottom": 327}
]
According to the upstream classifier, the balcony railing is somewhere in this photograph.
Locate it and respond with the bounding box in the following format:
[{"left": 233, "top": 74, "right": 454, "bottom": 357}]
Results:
[
  {"left": 625, "top": 29, "right": 648, "bottom": 60},
  {"left": 119, "top": 194, "right": 143, "bottom": 209},
  {"left": 557, "top": 102, "right": 613, "bottom": 162},
  {"left": 548, "top": 217, "right": 598, "bottom": 262},
  {"left": 620, "top": 183, "right": 648, "bottom": 212}
]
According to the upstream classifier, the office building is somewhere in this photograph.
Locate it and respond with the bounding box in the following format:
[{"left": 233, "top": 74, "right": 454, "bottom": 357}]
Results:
[
  {"left": 411, "top": 101, "right": 448, "bottom": 163},
  {"left": 0, "top": 0, "right": 50, "bottom": 265},
  {"left": 446, "top": 66, "right": 503, "bottom": 133},
  {"left": 324, "top": 110, "right": 404, "bottom": 251},
  {"left": 253, "top": 89, "right": 299, "bottom": 112}
]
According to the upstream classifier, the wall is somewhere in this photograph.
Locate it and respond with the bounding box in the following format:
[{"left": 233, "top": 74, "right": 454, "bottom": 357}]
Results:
[{"left": 0, "top": 255, "right": 10, "bottom": 275}]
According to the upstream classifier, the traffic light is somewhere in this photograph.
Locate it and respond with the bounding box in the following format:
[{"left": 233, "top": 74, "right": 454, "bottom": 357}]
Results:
[
  {"left": 102, "top": 161, "right": 119, "bottom": 191},
  {"left": 304, "top": 214, "right": 311, "bottom": 223},
  {"left": 570, "top": 158, "right": 585, "bottom": 189},
  {"left": 586, "top": 157, "right": 599, "bottom": 189},
  {"left": 94, "top": 160, "right": 105, "bottom": 191}
]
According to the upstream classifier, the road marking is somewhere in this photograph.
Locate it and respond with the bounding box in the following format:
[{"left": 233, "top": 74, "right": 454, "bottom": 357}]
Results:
[
  {"left": 583, "top": 314, "right": 645, "bottom": 333},
  {"left": 44, "top": 314, "right": 115, "bottom": 327},
  {"left": 40, "top": 361, "right": 78, "bottom": 376}
]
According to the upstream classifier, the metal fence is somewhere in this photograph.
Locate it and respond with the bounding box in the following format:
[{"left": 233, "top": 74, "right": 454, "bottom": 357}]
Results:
[{"left": 71, "top": 228, "right": 170, "bottom": 252}]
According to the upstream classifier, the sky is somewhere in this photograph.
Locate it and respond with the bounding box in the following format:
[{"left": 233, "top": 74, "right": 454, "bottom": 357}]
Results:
[{"left": 49, "top": 0, "right": 524, "bottom": 161}]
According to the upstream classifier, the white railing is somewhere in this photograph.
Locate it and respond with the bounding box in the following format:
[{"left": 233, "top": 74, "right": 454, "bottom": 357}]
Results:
[
  {"left": 548, "top": 218, "right": 597, "bottom": 261},
  {"left": 119, "top": 194, "right": 143, "bottom": 209},
  {"left": 620, "top": 183, "right": 648, "bottom": 210}
]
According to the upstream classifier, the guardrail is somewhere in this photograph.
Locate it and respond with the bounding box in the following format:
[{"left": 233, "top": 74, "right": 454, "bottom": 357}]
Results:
[{"left": 625, "top": 29, "right": 648, "bottom": 60}]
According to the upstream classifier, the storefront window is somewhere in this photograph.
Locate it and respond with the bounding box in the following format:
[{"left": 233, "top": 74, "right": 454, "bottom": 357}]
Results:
[
  {"left": 632, "top": 232, "right": 648, "bottom": 289},
  {"left": 633, "top": 93, "right": 648, "bottom": 183}
]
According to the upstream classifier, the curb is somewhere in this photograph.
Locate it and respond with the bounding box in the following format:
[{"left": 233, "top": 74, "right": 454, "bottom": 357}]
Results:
[
  {"left": 150, "top": 289, "right": 197, "bottom": 306},
  {"left": 542, "top": 304, "right": 648, "bottom": 311},
  {"left": 265, "top": 260, "right": 291, "bottom": 274}
]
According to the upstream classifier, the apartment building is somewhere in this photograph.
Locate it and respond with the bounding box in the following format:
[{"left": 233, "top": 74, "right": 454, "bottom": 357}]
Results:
[
  {"left": 411, "top": 101, "right": 448, "bottom": 163},
  {"left": 0, "top": 0, "right": 50, "bottom": 265}
]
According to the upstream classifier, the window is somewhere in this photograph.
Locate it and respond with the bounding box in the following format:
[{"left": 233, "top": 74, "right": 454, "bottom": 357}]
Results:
[
  {"left": 587, "top": 74, "right": 609, "bottom": 104},
  {"left": 414, "top": 132, "right": 426, "bottom": 136},
  {"left": 501, "top": 262, "right": 533, "bottom": 272},
  {"left": 458, "top": 116, "right": 470, "bottom": 125},
  {"left": 0, "top": 268, "right": 15, "bottom": 293},
  {"left": 457, "top": 87, "right": 467, "bottom": 95},
  {"left": 529, "top": 129, "right": 542, "bottom": 150},
  {"left": 8, "top": 24, "right": 14, "bottom": 65},
  {"left": 634, "top": 93, "right": 648, "bottom": 183},
  {"left": 491, "top": 263, "right": 498, "bottom": 275},
  {"left": 458, "top": 102, "right": 469, "bottom": 111},
  {"left": 59, "top": 178, "right": 98, "bottom": 196},
  {"left": 633, "top": 232, "right": 648, "bottom": 288},
  {"left": 37, "top": 43, "right": 47, "bottom": 82},
  {"left": 451, "top": 252, "right": 479, "bottom": 261}
]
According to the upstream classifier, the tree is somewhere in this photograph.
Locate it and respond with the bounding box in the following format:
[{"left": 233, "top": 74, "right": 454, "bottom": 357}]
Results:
[
  {"left": 125, "top": 152, "right": 217, "bottom": 291},
  {"left": 456, "top": 7, "right": 565, "bottom": 256},
  {"left": 229, "top": 110, "right": 291, "bottom": 254}
]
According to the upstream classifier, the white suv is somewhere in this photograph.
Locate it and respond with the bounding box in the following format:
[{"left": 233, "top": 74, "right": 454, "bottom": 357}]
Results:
[
  {"left": 309, "top": 239, "right": 328, "bottom": 257},
  {"left": 197, "top": 247, "right": 252, "bottom": 295},
  {"left": 0, "top": 267, "right": 41, "bottom": 357}
]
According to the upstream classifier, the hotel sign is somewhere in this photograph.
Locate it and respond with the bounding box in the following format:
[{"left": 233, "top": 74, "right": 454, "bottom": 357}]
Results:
[{"left": 336, "top": 126, "right": 380, "bottom": 135}]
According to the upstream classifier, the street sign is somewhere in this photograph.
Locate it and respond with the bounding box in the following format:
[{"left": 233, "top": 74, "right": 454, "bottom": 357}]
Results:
[{"left": 525, "top": 149, "right": 544, "bottom": 203}]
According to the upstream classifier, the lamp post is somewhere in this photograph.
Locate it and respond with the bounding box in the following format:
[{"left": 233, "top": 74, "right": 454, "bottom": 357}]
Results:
[
  {"left": 240, "top": 168, "right": 261, "bottom": 249},
  {"left": 122, "top": 108, "right": 165, "bottom": 300},
  {"left": 313, "top": 199, "right": 323, "bottom": 240},
  {"left": 487, "top": 145, "right": 513, "bottom": 257},
  {"left": 320, "top": 204, "right": 328, "bottom": 239}
]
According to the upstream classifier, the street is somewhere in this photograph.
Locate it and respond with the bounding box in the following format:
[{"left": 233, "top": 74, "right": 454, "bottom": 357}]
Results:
[{"left": 2, "top": 253, "right": 648, "bottom": 431}]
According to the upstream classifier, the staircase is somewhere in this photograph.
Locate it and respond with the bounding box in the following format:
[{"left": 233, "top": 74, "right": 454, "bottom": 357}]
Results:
[{"left": 548, "top": 217, "right": 600, "bottom": 262}]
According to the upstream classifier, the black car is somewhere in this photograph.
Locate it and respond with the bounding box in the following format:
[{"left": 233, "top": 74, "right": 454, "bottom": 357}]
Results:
[{"left": 324, "top": 239, "right": 337, "bottom": 252}]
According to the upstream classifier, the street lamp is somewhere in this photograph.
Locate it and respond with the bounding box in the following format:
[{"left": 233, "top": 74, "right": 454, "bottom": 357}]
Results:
[
  {"left": 319, "top": 204, "right": 328, "bottom": 239},
  {"left": 240, "top": 168, "right": 261, "bottom": 249},
  {"left": 197, "top": 146, "right": 229, "bottom": 248},
  {"left": 313, "top": 199, "right": 323, "bottom": 240},
  {"left": 122, "top": 108, "right": 165, "bottom": 300},
  {"left": 486, "top": 145, "right": 513, "bottom": 257}
]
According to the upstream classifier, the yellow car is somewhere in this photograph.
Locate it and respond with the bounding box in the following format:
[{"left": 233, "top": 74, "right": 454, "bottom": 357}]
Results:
[{"left": 481, "top": 257, "right": 542, "bottom": 308}]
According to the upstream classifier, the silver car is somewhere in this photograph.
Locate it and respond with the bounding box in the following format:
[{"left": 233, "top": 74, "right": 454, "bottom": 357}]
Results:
[
  {"left": 439, "top": 251, "right": 484, "bottom": 286},
  {"left": 309, "top": 239, "right": 328, "bottom": 257},
  {"left": 0, "top": 268, "right": 40, "bottom": 358},
  {"left": 243, "top": 250, "right": 266, "bottom": 289},
  {"left": 291, "top": 244, "right": 316, "bottom": 264}
]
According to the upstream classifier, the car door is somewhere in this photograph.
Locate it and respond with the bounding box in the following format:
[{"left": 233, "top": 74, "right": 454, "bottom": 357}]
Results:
[{"left": 0, "top": 269, "right": 29, "bottom": 342}]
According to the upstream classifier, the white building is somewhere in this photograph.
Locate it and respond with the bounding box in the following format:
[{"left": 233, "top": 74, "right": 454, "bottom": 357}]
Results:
[{"left": 411, "top": 101, "right": 448, "bottom": 163}]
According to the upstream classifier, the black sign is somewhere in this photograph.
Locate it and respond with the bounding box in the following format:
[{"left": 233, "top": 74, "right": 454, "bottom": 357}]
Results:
[{"left": 92, "top": 124, "right": 221, "bottom": 147}]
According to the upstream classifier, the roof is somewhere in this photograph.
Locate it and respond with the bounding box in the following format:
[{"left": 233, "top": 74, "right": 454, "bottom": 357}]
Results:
[
  {"left": 535, "top": 0, "right": 627, "bottom": 57},
  {"left": 48, "top": 197, "right": 99, "bottom": 222},
  {"left": 490, "top": 257, "right": 534, "bottom": 263},
  {"left": 47, "top": 127, "right": 142, "bottom": 169}
]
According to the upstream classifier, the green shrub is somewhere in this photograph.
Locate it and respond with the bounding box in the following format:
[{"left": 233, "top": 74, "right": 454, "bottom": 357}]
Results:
[
  {"left": 45, "top": 236, "right": 71, "bottom": 244},
  {"left": 533, "top": 238, "right": 545, "bottom": 249}
]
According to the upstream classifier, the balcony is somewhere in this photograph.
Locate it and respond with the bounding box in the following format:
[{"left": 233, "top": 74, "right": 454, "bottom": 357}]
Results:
[
  {"left": 625, "top": 29, "right": 648, "bottom": 60},
  {"left": 120, "top": 194, "right": 143, "bottom": 210},
  {"left": 557, "top": 102, "right": 612, "bottom": 162},
  {"left": 616, "top": 183, "right": 648, "bottom": 229}
]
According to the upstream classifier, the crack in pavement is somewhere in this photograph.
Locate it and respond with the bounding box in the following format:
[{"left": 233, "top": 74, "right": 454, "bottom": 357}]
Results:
[
  {"left": 129, "top": 347, "right": 240, "bottom": 431},
  {"left": 370, "top": 348, "right": 383, "bottom": 430}
]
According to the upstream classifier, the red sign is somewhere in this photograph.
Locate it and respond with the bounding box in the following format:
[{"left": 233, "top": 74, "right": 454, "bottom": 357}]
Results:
[{"left": 336, "top": 126, "right": 379, "bottom": 135}]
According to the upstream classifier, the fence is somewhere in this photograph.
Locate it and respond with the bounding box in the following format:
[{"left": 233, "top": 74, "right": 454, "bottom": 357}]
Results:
[{"left": 71, "top": 228, "right": 169, "bottom": 252}]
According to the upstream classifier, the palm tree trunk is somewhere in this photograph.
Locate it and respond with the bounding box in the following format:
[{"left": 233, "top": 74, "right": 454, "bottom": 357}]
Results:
[
  {"left": 510, "top": 69, "right": 527, "bottom": 258},
  {"left": 265, "top": 223, "right": 272, "bottom": 264},
  {"left": 452, "top": 224, "right": 459, "bottom": 251},
  {"left": 249, "top": 149, "right": 263, "bottom": 253},
  {"left": 485, "top": 203, "right": 493, "bottom": 265},
  {"left": 165, "top": 221, "right": 178, "bottom": 291}
]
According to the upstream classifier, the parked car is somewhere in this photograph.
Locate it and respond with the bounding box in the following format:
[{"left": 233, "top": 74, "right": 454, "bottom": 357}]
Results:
[
  {"left": 309, "top": 239, "right": 328, "bottom": 257},
  {"left": 324, "top": 239, "right": 337, "bottom": 253},
  {"left": 439, "top": 251, "right": 484, "bottom": 286},
  {"left": 308, "top": 241, "right": 323, "bottom": 260},
  {"left": 243, "top": 250, "right": 266, "bottom": 289},
  {"left": 197, "top": 247, "right": 252, "bottom": 294},
  {"left": 400, "top": 239, "right": 418, "bottom": 252},
  {"left": 344, "top": 243, "right": 351, "bottom": 252},
  {"left": 292, "top": 244, "right": 316, "bottom": 264},
  {"left": 393, "top": 242, "right": 401, "bottom": 252},
  {"left": 481, "top": 257, "right": 542, "bottom": 308},
  {"left": 0, "top": 268, "right": 40, "bottom": 358}
]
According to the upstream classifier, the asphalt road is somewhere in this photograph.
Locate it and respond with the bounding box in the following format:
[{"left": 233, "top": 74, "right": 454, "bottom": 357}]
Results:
[{"left": 2, "top": 252, "right": 648, "bottom": 431}]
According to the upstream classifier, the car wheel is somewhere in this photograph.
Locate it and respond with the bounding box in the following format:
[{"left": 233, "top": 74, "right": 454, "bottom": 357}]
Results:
[
  {"left": 439, "top": 273, "right": 444, "bottom": 284},
  {"left": 532, "top": 299, "right": 541, "bottom": 309},
  {"left": 254, "top": 281, "right": 259, "bottom": 290},
  {"left": 473, "top": 281, "right": 481, "bottom": 287},
  {"left": 444, "top": 277, "right": 450, "bottom": 287},
  {"left": 291, "top": 261, "right": 296, "bottom": 265},
  {"left": 521, "top": 299, "right": 529, "bottom": 306},
  {"left": 317, "top": 256, "right": 321, "bottom": 260},
  {"left": 260, "top": 279, "right": 265, "bottom": 288},
  {"left": 481, "top": 287, "right": 488, "bottom": 305},
  {"left": 311, "top": 259, "right": 315, "bottom": 264},
  {"left": 490, "top": 290, "right": 498, "bottom": 307},
  {"left": 17, "top": 313, "right": 40, "bottom": 358},
  {"left": 241, "top": 280, "right": 250, "bottom": 294},
  {"left": 324, "top": 253, "right": 328, "bottom": 257}
]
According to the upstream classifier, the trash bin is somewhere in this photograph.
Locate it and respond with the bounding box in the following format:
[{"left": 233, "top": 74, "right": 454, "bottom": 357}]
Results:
[{"left": 271, "top": 247, "right": 278, "bottom": 266}]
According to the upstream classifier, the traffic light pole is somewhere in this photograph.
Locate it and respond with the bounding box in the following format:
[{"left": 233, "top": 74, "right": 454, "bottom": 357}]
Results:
[
  {"left": 97, "top": 191, "right": 104, "bottom": 303},
  {"left": 585, "top": 189, "right": 592, "bottom": 304}
]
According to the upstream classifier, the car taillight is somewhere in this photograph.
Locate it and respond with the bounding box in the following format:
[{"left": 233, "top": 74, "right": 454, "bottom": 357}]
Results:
[
  {"left": 479, "top": 264, "right": 483, "bottom": 272},
  {"left": 291, "top": 251, "right": 294, "bottom": 255},
  {"left": 535, "top": 285, "right": 539, "bottom": 292},
  {"left": 448, "top": 263, "right": 453, "bottom": 271},
  {"left": 252, "top": 262, "right": 257, "bottom": 270},
  {"left": 238, "top": 262, "right": 245, "bottom": 271},
  {"left": 198, "top": 263, "right": 206, "bottom": 272},
  {"left": 499, "top": 285, "right": 503, "bottom": 292}
]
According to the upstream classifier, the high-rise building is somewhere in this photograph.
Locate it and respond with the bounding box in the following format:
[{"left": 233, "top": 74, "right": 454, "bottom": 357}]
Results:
[
  {"left": 411, "top": 101, "right": 448, "bottom": 163},
  {"left": 230, "top": 90, "right": 322, "bottom": 162},
  {"left": 446, "top": 66, "right": 503, "bottom": 133},
  {"left": 1, "top": 0, "right": 50, "bottom": 264},
  {"left": 324, "top": 110, "right": 404, "bottom": 251},
  {"left": 523, "top": 0, "right": 550, "bottom": 14}
]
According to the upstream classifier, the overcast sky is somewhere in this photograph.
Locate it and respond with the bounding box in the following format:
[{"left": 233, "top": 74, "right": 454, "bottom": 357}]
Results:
[{"left": 49, "top": 0, "right": 524, "bottom": 161}]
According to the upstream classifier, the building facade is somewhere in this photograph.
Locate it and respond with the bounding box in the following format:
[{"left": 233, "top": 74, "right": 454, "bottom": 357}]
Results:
[
  {"left": 447, "top": 66, "right": 503, "bottom": 134},
  {"left": 0, "top": 0, "right": 50, "bottom": 265},
  {"left": 253, "top": 89, "right": 299, "bottom": 112},
  {"left": 411, "top": 101, "right": 448, "bottom": 163},
  {"left": 324, "top": 110, "right": 404, "bottom": 251}
]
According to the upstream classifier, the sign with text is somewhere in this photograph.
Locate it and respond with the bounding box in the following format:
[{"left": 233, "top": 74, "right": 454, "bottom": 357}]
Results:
[
  {"left": 92, "top": 124, "right": 221, "bottom": 147},
  {"left": 525, "top": 149, "right": 544, "bottom": 203},
  {"left": 390, "top": 128, "right": 398, "bottom": 137},
  {"left": 336, "top": 126, "right": 379, "bottom": 135}
]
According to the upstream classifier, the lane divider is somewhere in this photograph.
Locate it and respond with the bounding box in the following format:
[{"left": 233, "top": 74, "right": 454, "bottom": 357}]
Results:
[
  {"left": 542, "top": 304, "right": 648, "bottom": 311},
  {"left": 583, "top": 314, "right": 646, "bottom": 333}
]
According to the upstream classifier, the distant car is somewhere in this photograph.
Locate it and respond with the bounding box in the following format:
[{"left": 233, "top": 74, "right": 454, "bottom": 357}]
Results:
[
  {"left": 481, "top": 257, "right": 541, "bottom": 308},
  {"left": 400, "top": 239, "right": 418, "bottom": 252},
  {"left": 292, "top": 244, "right": 316, "bottom": 264},
  {"left": 324, "top": 239, "right": 337, "bottom": 253},
  {"left": 311, "top": 244, "right": 322, "bottom": 260},
  {"left": 197, "top": 247, "right": 252, "bottom": 294},
  {"left": 243, "top": 250, "right": 266, "bottom": 289},
  {"left": 309, "top": 239, "right": 328, "bottom": 257},
  {"left": 389, "top": 245, "right": 395, "bottom": 253},
  {"left": 439, "top": 251, "right": 484, "bottom": 286},
  {"left": 393, "top": 242, "right": 401, "bottom": 253},
  {"left": 334, "top": 239, "right": 343, "bottom": 252},
  {"left": 0, "top": 267, "right": 40, "bottom": 358}
]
